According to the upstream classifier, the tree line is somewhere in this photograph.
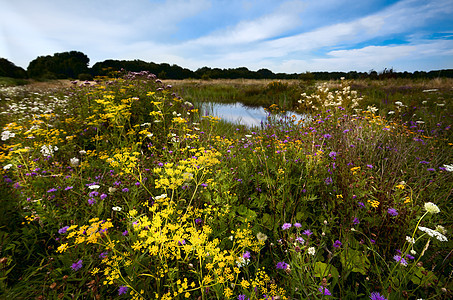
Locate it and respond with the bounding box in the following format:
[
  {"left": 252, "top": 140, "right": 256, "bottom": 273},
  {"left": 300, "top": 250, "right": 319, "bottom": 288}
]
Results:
[{"left": 1, "top": 51, "right": 452, "bottom": 81}]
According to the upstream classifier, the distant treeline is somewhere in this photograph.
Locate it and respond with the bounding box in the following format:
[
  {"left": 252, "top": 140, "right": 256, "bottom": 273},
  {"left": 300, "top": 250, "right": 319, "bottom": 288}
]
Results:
[{"left": 1, "top": 51, "right": 453, "bottom": 81}]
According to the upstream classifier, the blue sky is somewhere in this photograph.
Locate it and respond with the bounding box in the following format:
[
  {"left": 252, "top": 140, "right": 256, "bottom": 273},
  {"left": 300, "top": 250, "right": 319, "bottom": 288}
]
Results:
[{"left": 1, "top": 0, "right": 452, "bottom": 73}]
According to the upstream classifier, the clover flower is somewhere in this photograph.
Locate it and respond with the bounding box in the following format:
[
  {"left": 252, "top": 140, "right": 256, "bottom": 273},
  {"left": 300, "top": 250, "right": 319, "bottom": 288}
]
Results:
[
  {"left": 424, "top": 202, "right": 440, "bottom": 214},
  {"left": 307, "top": 247, "right": 316, "bottom": 255}
]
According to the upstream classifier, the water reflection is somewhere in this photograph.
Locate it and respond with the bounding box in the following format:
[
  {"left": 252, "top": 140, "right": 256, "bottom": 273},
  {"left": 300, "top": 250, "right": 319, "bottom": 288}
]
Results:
[{"left": 200, "top": 102, "right": 307, "bottom": 127}]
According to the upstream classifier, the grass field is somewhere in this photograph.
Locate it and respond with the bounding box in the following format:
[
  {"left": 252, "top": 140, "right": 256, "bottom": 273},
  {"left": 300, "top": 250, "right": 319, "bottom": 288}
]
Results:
[{"left": 1, "top": 73, "right": 452, "bottom": 299}]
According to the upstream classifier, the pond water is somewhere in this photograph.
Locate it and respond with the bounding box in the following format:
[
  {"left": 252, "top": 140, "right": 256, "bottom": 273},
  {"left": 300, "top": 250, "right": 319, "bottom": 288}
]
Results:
[{"left": 200, "top": 102, "right": 308, "bottom": 127}]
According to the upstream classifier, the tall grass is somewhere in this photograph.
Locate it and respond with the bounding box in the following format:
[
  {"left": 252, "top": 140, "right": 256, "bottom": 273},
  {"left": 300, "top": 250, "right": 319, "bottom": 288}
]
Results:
[{"left": 0, "top": 74, "right": 451, "bottom": 299}]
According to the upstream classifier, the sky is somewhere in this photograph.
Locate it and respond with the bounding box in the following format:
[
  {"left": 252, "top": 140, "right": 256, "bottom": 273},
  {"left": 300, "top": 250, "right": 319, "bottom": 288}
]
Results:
[{"left": 1, "top": 0, "right": 452, "bottom": 73}]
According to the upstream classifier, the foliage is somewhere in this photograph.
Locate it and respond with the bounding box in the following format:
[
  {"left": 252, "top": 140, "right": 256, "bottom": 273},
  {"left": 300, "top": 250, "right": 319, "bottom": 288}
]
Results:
[
  {"left": 0, "top": 74, "right": 452, "bottom": 299},
  {"left": 27, "top": 51, "right": 90, "bottom": 79}
]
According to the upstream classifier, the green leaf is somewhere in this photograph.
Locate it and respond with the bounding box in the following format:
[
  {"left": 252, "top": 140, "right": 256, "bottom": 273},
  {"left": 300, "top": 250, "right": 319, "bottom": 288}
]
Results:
[
  {"left": 340, "top": 249, "right": 370, "bottom": 275},
  {"left": 313, "top": 262, "right": 339, "bottom": 288}
]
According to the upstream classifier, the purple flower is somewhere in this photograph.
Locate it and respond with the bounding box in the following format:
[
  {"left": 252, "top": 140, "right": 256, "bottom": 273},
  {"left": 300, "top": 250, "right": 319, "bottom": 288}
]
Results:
[
  {"left": 353, "top": 217, "right": 360, "bottom": 225},
  {"left": 58, "top": 226, "right": 69, "bottom": 234},
  {"left": 324, "top": 177, "right": 333, "bottom": 185},
  {"left": 99, "top": 252, "right": 108, "bottom": 259},
  {"left": 71, "top": 259, "right": 83, "bottom": 271},
  {"left": 237, "top": 295, "right": 249, "bottom": 300},
  {"left": 122, "top": 188, "right": 129, "bottom": 192},
  {"left": 367, "top": 164, "right": 373, "bottom": 169},
  {"left": 135, "top": 181, "right": 140, "bottom": 186},
  {"left": 323, "top": 134, "right": 332, "bottom": 139},
  {"left": 296, "top": 237, "right": 305, "bottom": 244},
  {"left": 100, "top": 193, "right": 107, "bottom": 200},
  {"left": 88, "top": 198, "right": 96, "bottom": 205},
  {"left": 329, "top": 151, "right": 337, "bottom": 159},
  {"left": 122, "top": 230, "right": 128, "bottom": 236},
  {"left": 427, "top": 168, "right": 435, "bottom": 171},
  {"left": 358, "top": 202, "right": 365, "bottom": 208},
  {"left": 195, "top": 218, "right": 202, "bottom": 224},
  {"left": 89, "top": 191, "right": 99, "bottom": 197},
  {"left": 333, "top": 240, "right": 342, "bottom": 248},
  {"left": 419, "top": 160, "right": 430, "bottom": 164},
  {"left": 294, "top": 222, "right": 301, "bottom": 228},
  {"left": 387, "top": 208, "right": 398, "bottom": 216},
  {"left": 47, "top": 188, "right": 58, "bottom": 193},
  {"left": 318, "top": 286, "right": 331, "bottom": 296},
  {"left": 276, "top": 261, "right": 289, "bottom": 269},
  {"left": 243, "top": 251, "right": 251, "bottom": 260},
  {"left": 406, "top": 254, "right": 415, "bottom": 260},
  {"left": 393, "top": 255, "right": 408, "bottom": 266},
  {"left": 302, "top": 229, "right": 313, "bottom": 236},
  {"left": 64, "top": 186, "right": 73, "bottom": 191},
  {"left": 178, "top": 240, "right": 186, "bottom": 245},
  {"left": 282, "top": 223, "right": 292, "bottom": 230},
  {"left": 369, "top": 292, "right": 387, "bottom": 300},
  {"left": 118, "top": 285, "right": 128, "bottom": 295}
]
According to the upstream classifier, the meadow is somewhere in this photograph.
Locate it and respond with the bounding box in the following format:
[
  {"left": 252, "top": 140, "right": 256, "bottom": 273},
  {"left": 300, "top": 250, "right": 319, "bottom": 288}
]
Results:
[{"left": 0, "top": 72, "right": 452, "bottom": 299}]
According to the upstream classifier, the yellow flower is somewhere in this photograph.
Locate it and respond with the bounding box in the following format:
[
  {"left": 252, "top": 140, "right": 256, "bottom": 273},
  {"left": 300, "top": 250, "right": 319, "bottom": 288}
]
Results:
[{"left": 57, "top": 243, "right": 68, "bottom": 253}]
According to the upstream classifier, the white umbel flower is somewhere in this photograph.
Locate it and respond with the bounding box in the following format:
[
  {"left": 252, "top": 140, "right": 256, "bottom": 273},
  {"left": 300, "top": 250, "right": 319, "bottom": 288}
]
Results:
[
  {"left": 424, "top": 202, "right": 440, "bottom": 214},
  {"left": 419, "top": 226, "right": 448, "bottom": 242}
]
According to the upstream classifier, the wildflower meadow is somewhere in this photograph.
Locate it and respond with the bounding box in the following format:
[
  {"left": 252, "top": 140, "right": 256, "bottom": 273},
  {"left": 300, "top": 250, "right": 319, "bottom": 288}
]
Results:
[{"left": 0, "top": 72, "right": 452, "bottom": 299}]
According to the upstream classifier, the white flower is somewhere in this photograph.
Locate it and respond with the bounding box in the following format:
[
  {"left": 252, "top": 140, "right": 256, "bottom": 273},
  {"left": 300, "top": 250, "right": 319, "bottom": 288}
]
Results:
[
  {"left": 307, "top": 247, "right": 316, "bottom": 255},
  {"left": 245, "top": 135, "right": 252, "bottom": 138},
  {"left": 108, "top": 187, "right": 117, "bottom": 194},
  {"left": 40, "top": 145, "right": 54, "bottom": 156},
  {"left": 419, "top": 226, "right": 448, "bottom": 242},
  {"left": 416, "top": 120, "right": 424, "bottom": 124},
  {"left": 424, "top": 202, "right": 440, "bottom": 214},
  {"left": 154, "top": 193, "right": 167, "bottom": 200},
  {"left": 443, "top": 164, "right": 453, "bottom": 172},
  {"left": 112, "top": 206, "right": 122, "bottom": 211},
  {"left": 395, "top": 101, "right": 404, "bottom": 106},
  {"left": 70, "top": 157, "right": 79, "bottom": 167},
  {"left": 79, "top": 150, "right": 87, "bottom": 155},
  {"left": 410, "top": 249, "right": 417, "bottom": 255},
  {"left": 436, "top": 225, "right": 447, "bottom": 235},
  {"left": 1, "top": 130, "right": 15, "bottom": 141},
  {"left": 406, "top": 236, "right": 415, "bottom": 244},
  {"left": 388, "top": 111, "right": 395, "bottom": 115},
  {"left": 3, "top": 164, "right": 13, "bottom": 170},
  {"left": 367, "top": 105, "right": 378, "bottom": 113},
  {"left": 88, "top": 185, "right": 100, "bottom": 190},
  {"left": 256, "top": 232, "right": 268, "bottom": 242}
]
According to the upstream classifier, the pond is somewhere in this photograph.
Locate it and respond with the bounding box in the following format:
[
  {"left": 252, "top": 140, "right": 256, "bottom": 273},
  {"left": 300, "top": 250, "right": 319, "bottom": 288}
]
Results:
[{"left": 200, "top": 102, "right": 309, "bottom": 127}]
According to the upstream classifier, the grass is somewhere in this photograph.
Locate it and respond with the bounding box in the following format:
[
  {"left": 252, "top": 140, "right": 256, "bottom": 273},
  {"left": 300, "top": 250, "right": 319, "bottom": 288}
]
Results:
[{"left": 0, "top": 74, "right": 452, "bottom": 299}]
